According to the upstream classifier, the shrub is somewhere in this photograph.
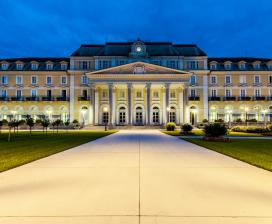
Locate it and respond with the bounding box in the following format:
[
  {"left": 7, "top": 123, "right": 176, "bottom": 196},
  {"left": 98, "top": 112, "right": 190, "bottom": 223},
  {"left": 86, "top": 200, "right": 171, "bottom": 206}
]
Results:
[
  {"left": 204, "top": 123, "right": 227, "bottom": 137},
  {"left": 247, "top": 119, "right": 257, "bottom": 122},
  {"left": 215, "top": 119, "right": 224, "bottom": 123},
  {"left": 231, "top": 126, "right": 269, "bottom": 133},
  {"left": 181, "top": 124, "right": 193, "bottom": 134},
  {"left": 166, "top": 122, "right": 176, "bottom": 131},
  {"left": 202, "top": 119, "right": 208, "bottom": 123},
  {"left": 235, "top": 118, "right": 243, "bottom": 123}
]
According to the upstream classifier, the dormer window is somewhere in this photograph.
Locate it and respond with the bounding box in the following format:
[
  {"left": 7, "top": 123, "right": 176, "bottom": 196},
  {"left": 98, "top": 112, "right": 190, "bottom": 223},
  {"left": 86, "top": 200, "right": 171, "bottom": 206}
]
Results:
[
  {"left": 253, "top": 62, "right": 261, "bottom": 70},
  {"left": 46, "top": 63, "right": 53, "bottom": 70},
  {"left": 210, "top": 63, "right": 217, "bottom": 70},
  {"left": 239, "top": 63, "right": 246, "bottom": 70},
  {"left": 16, "top": 63, "right": 23, "bottom": 70},
  {"left": 1, "top": 63, "right": 8, "bottom": 70},
  {"left": 224, "top": 63, "right": 231, "bottom": 70},
  {"left": 61, "top": 63, "right": 67, "bottom": 70},
  {"left": 31, "top": 63, "right": 38, "bottom": 70}
]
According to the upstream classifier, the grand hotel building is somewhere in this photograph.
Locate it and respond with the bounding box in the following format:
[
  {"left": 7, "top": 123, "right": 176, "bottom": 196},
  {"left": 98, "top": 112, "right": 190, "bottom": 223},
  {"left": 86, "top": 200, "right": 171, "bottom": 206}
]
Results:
[{"left": 0, "top": 40, "right": 272, "bottom": 126}]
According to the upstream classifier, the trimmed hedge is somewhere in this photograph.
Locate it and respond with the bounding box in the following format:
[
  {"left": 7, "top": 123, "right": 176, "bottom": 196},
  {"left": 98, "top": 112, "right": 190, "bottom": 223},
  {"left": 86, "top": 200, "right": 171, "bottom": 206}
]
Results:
[
  {"left": 181, "top": 124, "right": 193, "bottom": 134},
  {"left": 204, "top": 123, "right": 227, "bottom": 137},
  {"left": 166, "top": 122, "right": 176, "bottom": 131},
  {"left": 231, "top": 126, "right": 270, "bottom": 133}
]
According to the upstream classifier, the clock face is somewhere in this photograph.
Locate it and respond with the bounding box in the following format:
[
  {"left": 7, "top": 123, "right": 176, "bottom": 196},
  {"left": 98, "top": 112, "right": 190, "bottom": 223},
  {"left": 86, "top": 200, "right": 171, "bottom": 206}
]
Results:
[{"left": 136, "top": 46, "right": 142, "bottom": 52}]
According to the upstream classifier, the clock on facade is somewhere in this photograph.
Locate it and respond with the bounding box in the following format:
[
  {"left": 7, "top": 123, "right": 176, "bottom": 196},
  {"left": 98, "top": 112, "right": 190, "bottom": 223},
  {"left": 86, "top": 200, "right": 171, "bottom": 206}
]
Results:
[{"left": 136, "top": 46, "right": 142, "bottom": 52}]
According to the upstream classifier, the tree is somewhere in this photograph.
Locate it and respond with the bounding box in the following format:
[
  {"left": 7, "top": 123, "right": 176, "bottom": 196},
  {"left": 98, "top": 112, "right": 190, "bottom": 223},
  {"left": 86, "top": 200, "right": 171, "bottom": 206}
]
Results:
[
  {"left": 72, "top": 119, "right": 79, "bottom": 129},
  {"left": 0, "top": 119, "right": 7, "bottom": 134},
  {"left": 26, "top": 115, "right": 35, "bottom": 135},
  {"left": 7, "top": 120, "right": 16, "bottom": 141},
  {"left": 53, "top": 119, "right": 62, "bottom": 133},
  {"left": 64, "top": 120, "right": 70, "bottom": 132},
  {"left": 41, "top": 119, "right": 50, "bottom": 134}
]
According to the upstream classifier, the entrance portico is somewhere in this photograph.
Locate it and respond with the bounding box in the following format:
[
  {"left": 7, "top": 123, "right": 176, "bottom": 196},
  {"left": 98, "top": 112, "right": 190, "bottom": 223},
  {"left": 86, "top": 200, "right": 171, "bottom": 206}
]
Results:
[{"left": 86, "top": 62, "right": 191, "bottom": 126}]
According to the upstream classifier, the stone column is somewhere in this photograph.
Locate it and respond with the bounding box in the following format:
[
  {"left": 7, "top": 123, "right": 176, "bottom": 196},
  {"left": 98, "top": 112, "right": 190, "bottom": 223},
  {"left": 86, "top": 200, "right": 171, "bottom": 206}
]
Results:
[
  {"left": 112, "top": 86, "right": 116, "bottom": 125},
  {"left": 94, "top": 87, "right": 99, "bottom": 125},
  {"left": 203, "top": 74, "right": 209, "bottom": 120},
  {"left": 162, "top": 83, "right": 170, "bottom": 124},
  {"left": 146, "top": 83, "right": 151, "bottom": 125},
  {"left": 69, "top": 74, "right": 74, "bottom": 122},
  {"left": 179, "top": 87, "right": 184, "bottom": 124},
  {"left": 90, "top": 83, "right": 95, "bottom": 125},
  {"left": 127, "top": 83, "right": 132, "bottom": 125},
  {"left": 108, "top": 83, "right": 113, "bottom": 125}
]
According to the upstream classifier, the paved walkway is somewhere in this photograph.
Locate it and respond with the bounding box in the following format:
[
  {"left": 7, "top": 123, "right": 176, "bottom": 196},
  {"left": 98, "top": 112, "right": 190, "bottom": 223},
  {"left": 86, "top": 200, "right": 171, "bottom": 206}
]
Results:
[{"left": 1, "top": 130, "right": 272, "bottom": 224}]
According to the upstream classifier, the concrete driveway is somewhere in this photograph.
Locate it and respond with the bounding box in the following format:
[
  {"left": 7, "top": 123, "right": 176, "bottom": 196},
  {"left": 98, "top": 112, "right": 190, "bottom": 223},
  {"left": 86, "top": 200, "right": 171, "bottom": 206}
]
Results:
[{"left": 0, "top": 130, "right": 272, "bottom": 224}]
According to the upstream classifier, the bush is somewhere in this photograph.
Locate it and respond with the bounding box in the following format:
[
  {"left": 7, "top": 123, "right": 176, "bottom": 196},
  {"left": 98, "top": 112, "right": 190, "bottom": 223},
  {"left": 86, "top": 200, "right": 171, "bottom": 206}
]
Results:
[
  {"left": 235, "top": 118, "right": 243, "bottom": 123},
  {"left": 181, "top": 124, "right": 193, "bottom": 134},
  {"left": 166, "top": 122, "right": 176, "bottom": 131},
  {"left": 202, "top": 119, "right": 208, "bottom": 123},
  {"left": 247, "top": 119, "right": 257, "bottom": 122},
  {"left": 215, "top": 119, "right": 224, "bottom": 123},
  {"left": 231, "top": 126, "right": 270, "bottom": 133},
  {"left": 204, "top": 123, "right": 227, "bottom": 137}
]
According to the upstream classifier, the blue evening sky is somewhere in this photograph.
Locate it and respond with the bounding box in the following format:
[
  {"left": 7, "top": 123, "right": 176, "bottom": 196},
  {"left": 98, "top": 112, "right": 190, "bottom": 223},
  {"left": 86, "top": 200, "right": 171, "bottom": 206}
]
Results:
[{"left": 0, "top": 0, "right": 271, "bottom": 58}]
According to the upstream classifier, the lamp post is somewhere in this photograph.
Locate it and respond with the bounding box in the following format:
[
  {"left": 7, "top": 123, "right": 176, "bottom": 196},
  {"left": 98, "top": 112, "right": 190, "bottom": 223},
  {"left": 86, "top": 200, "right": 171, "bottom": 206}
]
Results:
[
  {"left": 262, "top": 109, "right": 268, "bottom": 128},
  {"left": 167, "top": 106, "right": 170, "bottom": 123},
  {"left": 245, "top": 107, "right": 249, "bottom": 127},
  {"left": 103, "top": 107, "right": 108, "bottom": 131}
]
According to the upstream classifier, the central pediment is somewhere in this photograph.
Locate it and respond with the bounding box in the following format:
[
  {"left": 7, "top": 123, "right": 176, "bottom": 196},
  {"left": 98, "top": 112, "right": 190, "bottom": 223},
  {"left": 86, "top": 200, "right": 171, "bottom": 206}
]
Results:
[{"left": 89, "top": 62, "right": 190, "bottom": 75}]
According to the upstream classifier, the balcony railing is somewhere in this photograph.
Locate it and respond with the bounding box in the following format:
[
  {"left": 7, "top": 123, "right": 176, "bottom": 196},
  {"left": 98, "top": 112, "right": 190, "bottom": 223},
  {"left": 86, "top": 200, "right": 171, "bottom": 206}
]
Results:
[
  {"left": 10, "top": 96, "right": 25, "bottom": 101},
  {"left": 253, "top": 96, "right": 266, "bottom": 101},
  {"left": 42, "top": 96, "right": 54, "bottom": 101},
  {"left": 188, "top": 96, "right": 200, "bottom": 101},
  {"left": 0, "top": 96, "right": 9, "bottom": 101},
  {"left": 238, "top": 96, "right": 251, "bottom": 101},
  {"left": 209, "top": 97, "right": 221, "bottom": 101},
  {"left": 25, "top": 96, "right": 39, "bottom": 101},
  {"left": 56, "top": 96, "right": 69, "bottom": 101},
  {"left": 78, "top": 96, "right": 90, "bottom": 101},
  {"left": 223, "top": 96, "right": 236, "bottom": 101}
]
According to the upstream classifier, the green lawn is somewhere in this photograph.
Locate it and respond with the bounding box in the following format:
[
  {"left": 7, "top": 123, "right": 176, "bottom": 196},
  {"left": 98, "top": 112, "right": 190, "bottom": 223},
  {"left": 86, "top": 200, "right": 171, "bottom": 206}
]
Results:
[
  {"left": 162, "top": 130, "right": 262, "bottom": 137},
  {"left": 0, "top": 130, "right": 116, "bottom": 172},
  {"left": 184, "top": 138, "right": 272, "bottom": 171}
]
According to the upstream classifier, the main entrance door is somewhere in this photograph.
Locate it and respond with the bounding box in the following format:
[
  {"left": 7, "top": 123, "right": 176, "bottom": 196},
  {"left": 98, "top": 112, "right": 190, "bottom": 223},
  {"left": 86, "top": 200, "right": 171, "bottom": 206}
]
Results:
[{"left": 135, "top": 107, "right": 143, "bottom": 125}]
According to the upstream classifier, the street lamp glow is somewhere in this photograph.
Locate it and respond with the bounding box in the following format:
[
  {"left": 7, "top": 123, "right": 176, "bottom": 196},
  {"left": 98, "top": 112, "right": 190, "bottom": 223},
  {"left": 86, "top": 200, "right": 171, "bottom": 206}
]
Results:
[
  {"left": 167, "top": 107, "right": 170, "bottom": 112},
  {"left": 245, "top": 107, "right": 249, "bottom": 112}
]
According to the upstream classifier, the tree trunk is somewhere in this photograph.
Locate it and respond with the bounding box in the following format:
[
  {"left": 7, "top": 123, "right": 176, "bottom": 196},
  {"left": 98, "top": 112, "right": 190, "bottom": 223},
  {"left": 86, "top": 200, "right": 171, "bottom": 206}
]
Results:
[{"left": 8, "top": 127, "right": 11, "bottom": 142}]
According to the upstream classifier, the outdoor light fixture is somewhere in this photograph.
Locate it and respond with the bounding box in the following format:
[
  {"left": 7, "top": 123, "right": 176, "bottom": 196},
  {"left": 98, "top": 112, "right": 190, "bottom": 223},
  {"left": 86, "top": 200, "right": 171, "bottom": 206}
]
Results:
[{"left": 103, "top": 107, "right": 108, "bottom": 131}]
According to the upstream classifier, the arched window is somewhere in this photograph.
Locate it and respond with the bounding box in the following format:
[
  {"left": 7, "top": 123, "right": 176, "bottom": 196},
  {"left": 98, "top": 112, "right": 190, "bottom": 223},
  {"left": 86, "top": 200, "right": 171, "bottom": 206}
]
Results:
[
  {"left": 0, "top": 106, "right": 8, "bottom": 120},
  {"left": 224, "top": 106, "right": 233, "bottom": 122},
  {"left": 152, "top": 107, "right": 160, "bottom": 124},
  {"left": 189, "top": 106, "right": 197, "bottom": 125},
  {"left": 210, "top": 106, "right": 217, "bottom": 122},
  {"left": 169, "top": 107, "right": 176, "bottom": 123},
  {"left": 80, "top": 106, "right": 88, "bottom": 124},
  {"left": 254, "top": 106, "right": 261, "bottom": 121},
  {"left": 135, "top": 107, "right": 143, "bottom": 125},
  {"left": 119, "top": 107, "right": 126, "bottom": 125}
]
